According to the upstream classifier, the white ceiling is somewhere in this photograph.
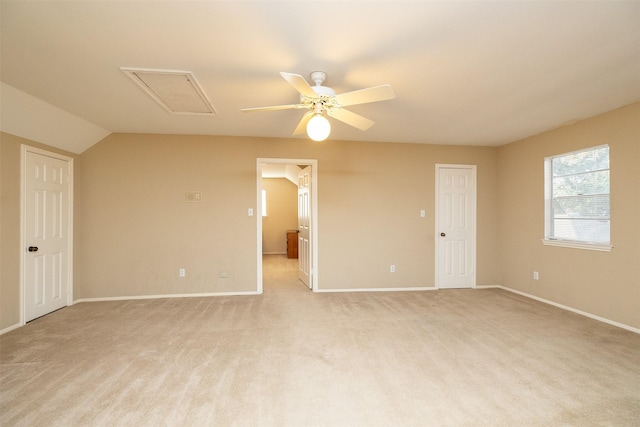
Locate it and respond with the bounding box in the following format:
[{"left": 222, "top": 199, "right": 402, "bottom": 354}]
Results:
[{"left": 1, "top": 1, "right": 639, "bottom": 150}]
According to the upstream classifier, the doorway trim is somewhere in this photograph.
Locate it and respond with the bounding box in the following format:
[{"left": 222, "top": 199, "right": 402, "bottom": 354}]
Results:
[
  {"left": 20, "top": 145, "right": 74, "bottom": 325},
  {"left": 256, "top": 158, "right": 318, "bottom": 293}
]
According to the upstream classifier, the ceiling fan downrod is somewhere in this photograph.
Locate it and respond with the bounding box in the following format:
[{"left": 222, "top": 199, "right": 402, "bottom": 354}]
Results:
[{"left": 310, "top": 71, "right": 327, "bottom": 86}]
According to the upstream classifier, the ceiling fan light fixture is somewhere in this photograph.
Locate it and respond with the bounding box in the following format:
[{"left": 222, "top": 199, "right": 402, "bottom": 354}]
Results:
[
  {"left": 241, "top": 71, "right": 395, "bottom": 139},
  {"left": 307, "top": 113, "right": 331, "bottom": 141}
]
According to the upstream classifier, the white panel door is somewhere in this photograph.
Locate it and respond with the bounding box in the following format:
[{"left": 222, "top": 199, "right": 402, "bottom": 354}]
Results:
[
  {"left": 297, "top": 166, "right": 311, "bottom": 288},
  {"left": 436, "top": 165, "right": 476, "bottom": 289},
  {"left": 24, "top": 149, "right": 72, "bottom": 321}
]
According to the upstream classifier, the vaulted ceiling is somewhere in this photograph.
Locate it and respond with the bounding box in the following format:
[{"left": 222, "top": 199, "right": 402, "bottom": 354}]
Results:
[{"left": 2, "top": 1, "right": 639, "bottom": 152}]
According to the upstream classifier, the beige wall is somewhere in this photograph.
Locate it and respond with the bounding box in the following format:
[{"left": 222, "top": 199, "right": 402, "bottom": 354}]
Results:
[
  {"left": 3, "top": 103, "right": 637, "bottom": 332},
  {"left": 75, "top": 133, "right": 500, "bottom": 299},
  {"left": 497, "top": 103, "right": 640, "bottom": 329},
  {"left": 0, "top": 132, "right": 78, "bottom": 331},
  {"left": 76, "top": 134, "right": 259, "bottom": 298},
  {"left": 261, "top": 178, "right": 298, "bottom": 254},
  {"left": 319, "top": 141, "right": 499, "bottom": 290}
]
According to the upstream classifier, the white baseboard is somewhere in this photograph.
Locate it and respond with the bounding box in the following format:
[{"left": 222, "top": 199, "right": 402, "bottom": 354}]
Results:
[
  {"left": 6, "top": 286, "right": 636, "bottom": 336},
  {"left": 0, "top": 323, "right": 22, "bottom": 336},
  {"left": 497, "top": 285, "right": 639, "bottom": 334},
  {"left": 73, "top": 290, "right": 259, "bottom": 304},
  {"left": 315, "top": 286, "right": 438, "bottom": 293}
]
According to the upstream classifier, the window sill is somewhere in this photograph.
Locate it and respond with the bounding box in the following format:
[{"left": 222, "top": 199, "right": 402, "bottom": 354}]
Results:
[{"left": 541, "top": 239, "right": 612, "bottom": 252}]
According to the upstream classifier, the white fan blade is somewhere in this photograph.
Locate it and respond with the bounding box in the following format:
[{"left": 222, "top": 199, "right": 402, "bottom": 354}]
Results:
[
  {"left": 241, "top": 104, "right": 304, "bottom": 112},
  {"left": 327, "top": 108, "right": 375, "bottom": 131},
  {"left": 293, "top": 111, "right": 314, "bottom": 135},
  {"left": 334, "top": 84, "right": 395, "bottom": 107},
  {"left": 280, "top": 72, "right": 317, "bottom": 98}
]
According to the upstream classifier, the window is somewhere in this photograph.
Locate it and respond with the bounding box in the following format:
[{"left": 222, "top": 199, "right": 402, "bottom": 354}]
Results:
[{"left": 543, "top": 145, "right": 611, "bottom": 251}]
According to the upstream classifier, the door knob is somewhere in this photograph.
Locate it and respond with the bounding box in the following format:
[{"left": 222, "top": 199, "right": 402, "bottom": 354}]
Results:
[
  {"left": 440, "top": 233, "right": 446, "bottom": 237},
  {"left": 28, "top": 246, "right": 39, "bottom": 252}
]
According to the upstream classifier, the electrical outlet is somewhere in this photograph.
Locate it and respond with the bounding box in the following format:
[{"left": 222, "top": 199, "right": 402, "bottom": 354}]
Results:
[
  {"left": 533, "top": 271, "right": 539, "bottom": 280},
  {"left": 179, "top": 268, "right": 186, "bottom": 278},
  {"left": 390, "top": 265, "right": 396, "bottom": 273}
]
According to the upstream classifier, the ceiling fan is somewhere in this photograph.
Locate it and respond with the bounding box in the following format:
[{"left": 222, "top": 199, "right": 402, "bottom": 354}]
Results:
[{"left": 241, "top": 71, "right": 395, "bottom": 141}]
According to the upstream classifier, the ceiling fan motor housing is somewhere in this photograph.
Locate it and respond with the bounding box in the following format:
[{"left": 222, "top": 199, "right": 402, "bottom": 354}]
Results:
[
  {"left": 311, "top": 85, "right": 335, "bottom": 96},
  {"left": 308, "top": 71, "right": 336, "bottom": 104},
  {"left": 301, "top": 84, "right": 336, "bottom": 109}
]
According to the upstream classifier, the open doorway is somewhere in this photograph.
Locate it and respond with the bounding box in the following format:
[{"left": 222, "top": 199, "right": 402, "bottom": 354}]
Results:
[{"left": 256, "top": 158, "right": 318, "bottom": 294}]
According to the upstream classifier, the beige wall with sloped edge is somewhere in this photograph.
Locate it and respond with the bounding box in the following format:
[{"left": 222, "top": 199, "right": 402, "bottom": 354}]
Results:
[
  {"left": 261, "top": 178, "right": 298, "bottom": 254},
  {"left": 497, "top": 102, "right": 640, "bottom": 329},
  {"left": 75, "top": 133, "right": 500, "bottom": 299},
  {"left": 6, "top": 101, "right": 637, "bottom": 332},
  {"left": 0, "top": 132, "right": 79, "bottom": 331}
]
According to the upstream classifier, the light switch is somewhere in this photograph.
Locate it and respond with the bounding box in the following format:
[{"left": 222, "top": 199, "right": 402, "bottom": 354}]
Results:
[
  {"left": 248, "top": 208, "right": 254, "bottom": 216},
  {"left": 420, "top": 210, "right": 426, "bottom": 218}
]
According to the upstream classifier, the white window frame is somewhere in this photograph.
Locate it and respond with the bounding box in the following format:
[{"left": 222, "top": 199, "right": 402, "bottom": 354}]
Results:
[{"left": 542, "top": 144, "right": 612, "bottom": 252}]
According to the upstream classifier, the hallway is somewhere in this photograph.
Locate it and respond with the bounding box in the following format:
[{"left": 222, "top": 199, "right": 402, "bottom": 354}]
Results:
[{"left": 262, "top": 254, "right": 309, "bottom": 293}]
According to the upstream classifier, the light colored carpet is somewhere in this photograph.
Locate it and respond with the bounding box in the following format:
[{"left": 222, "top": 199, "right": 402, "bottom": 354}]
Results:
[{"left": 1, "top": 255, "right": 639, "bottom": 426}]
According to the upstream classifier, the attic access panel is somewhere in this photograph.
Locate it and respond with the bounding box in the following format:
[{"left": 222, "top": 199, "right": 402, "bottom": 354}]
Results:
[{"left": 121, "top": 68, "right": 217, "bottom": 115}]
